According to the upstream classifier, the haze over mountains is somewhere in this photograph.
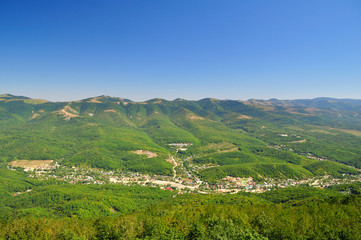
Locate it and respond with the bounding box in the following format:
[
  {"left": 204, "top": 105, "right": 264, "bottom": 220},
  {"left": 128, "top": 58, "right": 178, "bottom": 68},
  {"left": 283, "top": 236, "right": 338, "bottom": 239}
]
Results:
[{"left": 1, "top": 93, "right": 361, "bottom": 181}]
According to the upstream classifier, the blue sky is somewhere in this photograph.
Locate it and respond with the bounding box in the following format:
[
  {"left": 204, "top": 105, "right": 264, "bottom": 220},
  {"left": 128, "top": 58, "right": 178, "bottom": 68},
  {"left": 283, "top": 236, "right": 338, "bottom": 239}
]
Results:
[{"left": 1, "top": 0, "right": 361, "bottom": 101}]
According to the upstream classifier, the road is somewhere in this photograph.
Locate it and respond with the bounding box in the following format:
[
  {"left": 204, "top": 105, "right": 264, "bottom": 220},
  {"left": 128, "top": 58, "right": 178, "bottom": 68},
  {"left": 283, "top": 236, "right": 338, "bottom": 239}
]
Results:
[{"left": 171, "top": 156, "right": 177, "bottom": 180}]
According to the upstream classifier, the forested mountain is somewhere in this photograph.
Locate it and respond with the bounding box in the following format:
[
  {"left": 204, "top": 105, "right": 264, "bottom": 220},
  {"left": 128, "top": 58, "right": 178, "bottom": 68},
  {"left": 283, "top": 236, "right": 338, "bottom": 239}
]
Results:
[
  {"left": 1, "top": 93, "right": 361, "bottom": 180},
  {"left": 2, "top": 93, "right": 361, "bottom": 239}
]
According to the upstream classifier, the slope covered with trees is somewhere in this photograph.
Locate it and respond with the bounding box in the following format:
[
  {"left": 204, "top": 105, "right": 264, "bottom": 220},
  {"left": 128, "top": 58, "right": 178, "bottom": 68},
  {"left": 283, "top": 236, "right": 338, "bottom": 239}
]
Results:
[
  {"left": 1, "top": 165, "right": 361, "bottom": 240},
  {"left": 1, "top": 94, "right": 361, "bottom": 179}
]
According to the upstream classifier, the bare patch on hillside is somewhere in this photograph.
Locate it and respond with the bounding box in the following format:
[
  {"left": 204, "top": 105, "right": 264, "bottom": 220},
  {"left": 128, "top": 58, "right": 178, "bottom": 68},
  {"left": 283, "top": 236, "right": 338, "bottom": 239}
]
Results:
[
  {"left": 88, "top": 98, "right": 102, "bottom": 103},
  {"left": 104, "top": 109, "right": 116, "bottom": 113},
  {"left": 57, "top": 110, "right": 79, "bottom": 118},
  {"left": 237, "top": 114, "right": 252, "bottom": 119},
  {"left": 30, "top": 113, "right": 40, "bottom": 120},
  {"left": 166, "top": 157, "right": 174, "bottom": 164},
  {"left": 55, "top": 105, "right": 80, "bottom": 119},
  {"left": 65, "top": 106, "right": 79, "bottom": 114},
  {"left": 10, "top": 160, "right": 54, "bottom": 171},
  {"left": 187, "top": 113, "right": 205, "bottom": 120},
  {"left": 132, "top": 150, "right": 158, "bottom": 158}
]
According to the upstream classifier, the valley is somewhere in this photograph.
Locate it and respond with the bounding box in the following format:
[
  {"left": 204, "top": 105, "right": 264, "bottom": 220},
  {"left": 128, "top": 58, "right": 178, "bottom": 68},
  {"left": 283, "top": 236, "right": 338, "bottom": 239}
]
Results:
[
  {"left": 9, "top": 158, "right": 361, "bottom": 195},
  {"left": 2, "top": 94, "right": 361, "bottom": 239}
]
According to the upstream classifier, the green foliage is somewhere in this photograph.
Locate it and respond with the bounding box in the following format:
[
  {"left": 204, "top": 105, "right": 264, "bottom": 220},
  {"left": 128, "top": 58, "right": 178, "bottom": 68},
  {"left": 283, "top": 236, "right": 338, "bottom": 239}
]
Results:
[
  {"left": 304, "top": 161, "right": 360, "bottom": 177},
  {"left": 2, "top": 183, "right": 174, "bottom": 219},
  {"left": 194, "top": 146, "right": 304, "bottom": 166},
  {"left": 199, "top": 163, "right": 313, "bottom": 182},
  {"left": 259, "top": 186, "right": 339, "bottom": 203},
  {"left": 327, "top": 182, "right": 361, "bottom": 194},
  {"left": 250, "top": 146, "right": 303, "bottom": 165},
  {"left": 1, "top": 189, "right": 361, "bottom": 239},
  {"left": 194, "top": 150, "right": 259, "bottom": 165},
  {"left": 141, "top": 112, "right": 199, "bottom": 145}
]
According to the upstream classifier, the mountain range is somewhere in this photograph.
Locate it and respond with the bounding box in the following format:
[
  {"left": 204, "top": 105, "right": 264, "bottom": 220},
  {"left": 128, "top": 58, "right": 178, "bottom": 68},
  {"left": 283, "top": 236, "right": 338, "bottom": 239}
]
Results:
[{"left": 1, "top": 93, "right": 361, "bottom": 181}]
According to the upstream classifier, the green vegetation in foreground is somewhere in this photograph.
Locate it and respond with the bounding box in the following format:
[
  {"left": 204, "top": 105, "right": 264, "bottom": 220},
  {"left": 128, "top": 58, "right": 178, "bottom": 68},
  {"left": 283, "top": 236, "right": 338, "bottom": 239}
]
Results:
[
  {"left": 1, "top": 165, "right": 361, "bottom": 239},
  {"left": 1, "top": 183, "right": 361, "bottom": 239},
  {"left": 4, "top": 184, "right": 174, "bottom": 219},
  {"left": 0, "top": 166, "right": 174, "bottom": 220}
]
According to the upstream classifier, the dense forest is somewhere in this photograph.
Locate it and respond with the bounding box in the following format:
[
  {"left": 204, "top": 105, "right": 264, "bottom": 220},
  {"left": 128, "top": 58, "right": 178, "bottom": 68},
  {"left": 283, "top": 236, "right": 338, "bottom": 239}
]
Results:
[{"left": 1, "top": 163, "right": 361, "bottom": 239}]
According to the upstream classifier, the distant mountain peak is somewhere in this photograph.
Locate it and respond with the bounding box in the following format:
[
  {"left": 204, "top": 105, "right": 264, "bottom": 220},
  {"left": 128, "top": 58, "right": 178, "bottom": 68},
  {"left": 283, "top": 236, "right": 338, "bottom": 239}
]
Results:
[
  {"left": 82, "top": 96, "right": 133, "bottom": 103},
  {"left": 0, "top": 94, "right": 30, "bottom": 100},
  {"left": 146, "top": 98, "right": 166, "bottom": 103}
]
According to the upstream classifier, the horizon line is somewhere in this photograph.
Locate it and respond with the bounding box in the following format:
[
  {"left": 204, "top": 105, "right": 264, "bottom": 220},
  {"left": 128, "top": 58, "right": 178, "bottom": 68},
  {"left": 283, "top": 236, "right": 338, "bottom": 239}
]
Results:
[{"left": 1, "top": 93, "right": 360, "bottom": 103}]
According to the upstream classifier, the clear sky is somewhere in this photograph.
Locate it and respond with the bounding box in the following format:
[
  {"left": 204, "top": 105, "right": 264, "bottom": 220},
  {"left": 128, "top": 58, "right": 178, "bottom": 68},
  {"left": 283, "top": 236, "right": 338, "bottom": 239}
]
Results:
[{"left": 1, "top": 0, "right": 361, "bottom": 102}]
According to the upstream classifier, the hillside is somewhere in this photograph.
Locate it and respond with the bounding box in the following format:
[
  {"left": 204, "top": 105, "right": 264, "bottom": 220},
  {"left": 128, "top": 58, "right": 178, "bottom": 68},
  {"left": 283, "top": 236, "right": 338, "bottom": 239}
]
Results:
[{"left": 1, "top": 94, "right": 361, "bottom": 181}]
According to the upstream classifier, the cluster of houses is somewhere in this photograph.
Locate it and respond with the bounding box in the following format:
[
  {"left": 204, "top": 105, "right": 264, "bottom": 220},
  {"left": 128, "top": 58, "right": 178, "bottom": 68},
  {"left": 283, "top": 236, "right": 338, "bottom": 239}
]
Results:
[
  {"left": 13, "top": 189, "right": 32, "bottom": 197},
  {"left": 10, "top": 156, "right": 361, "bottom": 196},
  {"left": 306, "top": 153, "right": 328, "bottom": 161},
  {"left": 168, "top": 143, "right": 193, "bottom": 151}
]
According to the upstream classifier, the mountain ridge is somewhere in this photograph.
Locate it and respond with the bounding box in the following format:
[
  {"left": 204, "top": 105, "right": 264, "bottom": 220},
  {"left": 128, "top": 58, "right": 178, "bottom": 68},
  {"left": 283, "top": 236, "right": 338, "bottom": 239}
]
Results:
[
  {"left": 2, "top": 93, "right": 361, "bottom": 103},
  {"left": 1, "top": 93, "right": 361, "bottom": 181}
]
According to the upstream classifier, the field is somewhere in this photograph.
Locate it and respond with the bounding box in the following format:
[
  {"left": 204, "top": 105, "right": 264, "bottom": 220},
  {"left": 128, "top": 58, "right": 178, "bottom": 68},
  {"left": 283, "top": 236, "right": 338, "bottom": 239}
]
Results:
[
  {"left": 132, "top": 150, "right": 158, "bottom": 158},
  {"left": 10, "top": 160, "right": 54, "bottom": 171}
]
